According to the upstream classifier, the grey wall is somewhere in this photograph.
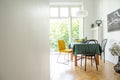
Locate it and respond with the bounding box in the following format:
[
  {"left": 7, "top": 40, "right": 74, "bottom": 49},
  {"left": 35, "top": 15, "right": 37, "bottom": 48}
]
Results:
[
  {"left": 94, "top": 0, "right": 120, "bottom": 64},
  {"left": 0, "top": 0, "right": 50, "bottom": 80}
]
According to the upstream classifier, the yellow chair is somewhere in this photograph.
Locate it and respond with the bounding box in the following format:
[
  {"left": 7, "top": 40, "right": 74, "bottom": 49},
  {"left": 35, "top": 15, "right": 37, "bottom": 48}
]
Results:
[{"left": 57, "top": 40, "right": 72, "bottom": 64}]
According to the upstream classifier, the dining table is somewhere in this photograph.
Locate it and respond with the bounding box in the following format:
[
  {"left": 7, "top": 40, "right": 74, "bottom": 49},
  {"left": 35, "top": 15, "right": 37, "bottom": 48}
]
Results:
[{"left": 70, "top": 42, "right": 102, "bottom": 66}]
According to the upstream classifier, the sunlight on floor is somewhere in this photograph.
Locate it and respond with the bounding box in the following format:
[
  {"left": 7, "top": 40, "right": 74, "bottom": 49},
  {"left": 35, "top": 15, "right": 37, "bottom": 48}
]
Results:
[
  {"left": 50, "top": 54, "right": 75, "bottom": 80},
  {"left": 50, "top": 53, "right": 120, "bottom": 80}
]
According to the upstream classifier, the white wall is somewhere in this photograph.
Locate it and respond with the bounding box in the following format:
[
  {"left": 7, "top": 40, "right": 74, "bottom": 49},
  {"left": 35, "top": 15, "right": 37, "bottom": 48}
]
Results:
[
  {"left": 50, "top": 0, "right": 120, "bottom": 64},
  {"left": 50, "top": 0, "right": 95, "bottom": 39},
  {"left": 94, "top": 0, "right": 120, "bottom": 64},
  {"left": 0, "top": 0, "right": 50, "bottom": 80}
]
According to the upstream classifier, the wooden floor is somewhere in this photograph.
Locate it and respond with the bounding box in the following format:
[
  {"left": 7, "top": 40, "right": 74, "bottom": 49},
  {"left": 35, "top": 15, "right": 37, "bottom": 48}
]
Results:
[{"left": 50, "top": 54, "right": 120, "bottom": 80}]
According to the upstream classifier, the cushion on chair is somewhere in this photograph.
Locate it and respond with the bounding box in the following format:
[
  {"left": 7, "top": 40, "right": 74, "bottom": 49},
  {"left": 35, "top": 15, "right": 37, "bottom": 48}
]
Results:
[{"left": 60, "top": 49, "right": 72, "bottom": 53}]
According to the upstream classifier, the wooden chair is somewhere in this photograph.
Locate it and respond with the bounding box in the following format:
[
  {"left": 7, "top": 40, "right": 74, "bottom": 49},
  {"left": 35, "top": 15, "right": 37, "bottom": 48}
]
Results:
[
  {"left": 101, "top": 39, "right": 107, "bottom": 63},
  {"left": 82, "top": 39, "right": 99, "bottom": 71}
]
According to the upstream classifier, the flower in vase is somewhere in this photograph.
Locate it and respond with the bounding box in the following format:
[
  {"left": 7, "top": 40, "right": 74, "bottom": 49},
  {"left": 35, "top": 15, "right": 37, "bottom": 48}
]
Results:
[{"left": 109, "top": 42, "right": 120, "bottom": 56}]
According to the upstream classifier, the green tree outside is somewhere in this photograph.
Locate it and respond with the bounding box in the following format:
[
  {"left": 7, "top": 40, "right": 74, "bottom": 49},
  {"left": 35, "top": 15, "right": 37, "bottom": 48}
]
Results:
[{"left": 50, "top": 18, "right": 80, "bottom": 52}]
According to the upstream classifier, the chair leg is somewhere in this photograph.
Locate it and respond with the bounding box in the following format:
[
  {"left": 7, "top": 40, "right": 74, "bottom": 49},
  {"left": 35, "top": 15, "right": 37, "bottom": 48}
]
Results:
[
  {"left": 104, "top": 52, "right": 105, "bottom": 63},
  {"left": 94, "top": 56, "right": 98, "bottom": 71},
  {"left": 100, "top": 53, "right": 102, "bottom": 60},
  {"left": 57, "top": 52, "right": 69, "bottom": 65},
  {"left": 81, "top": 55, "right": 82, "bottom": 66},
  {"left": 91, "top": 56, "right": 93, "bottom": 66},
  {"left": 64, "top": 53, "right": 66, "bottom": 60},
  {"left": 85, "top": 56, "right": 87, "bottom": 71},
  {"left": 57, "top": 53, "right": 61, "bottom": 62},
  {"left": 67, "top": 53, "right": 69, "bottom": 62},
  {"left": 63, "top": 53, "right": 69, "bottom": 64}
]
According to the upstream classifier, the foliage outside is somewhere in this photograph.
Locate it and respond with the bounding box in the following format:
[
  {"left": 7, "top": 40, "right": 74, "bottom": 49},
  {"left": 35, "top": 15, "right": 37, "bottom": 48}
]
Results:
[
  {"left": 50, "top": 19, "right": 80, "bottom": 52},
  {"left": 109, "top": 42, "right": 120, "bottom": 56}
]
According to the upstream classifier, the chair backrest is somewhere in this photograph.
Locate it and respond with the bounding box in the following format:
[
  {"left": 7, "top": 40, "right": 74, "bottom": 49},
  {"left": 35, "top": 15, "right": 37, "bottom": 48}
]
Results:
[
  {"left": 58, "top": 40, "right": 66, "bottom": 51},
  {"left": 101, "top": 39, "right": 107, "bottom": 52},
  {"left": 85, "top": 39, "right": 98, "bottom": 55}
]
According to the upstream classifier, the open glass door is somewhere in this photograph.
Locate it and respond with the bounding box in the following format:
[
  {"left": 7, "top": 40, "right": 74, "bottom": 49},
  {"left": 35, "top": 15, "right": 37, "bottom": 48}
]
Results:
[{"left": 49, "top": 5, "right": 83, "bottom": 53}]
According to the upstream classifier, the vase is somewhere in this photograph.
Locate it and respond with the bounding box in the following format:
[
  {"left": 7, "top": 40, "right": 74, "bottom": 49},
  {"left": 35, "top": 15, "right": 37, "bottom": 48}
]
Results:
[{"left": 114, "top": 56, "right": 120, "bottom": 73}]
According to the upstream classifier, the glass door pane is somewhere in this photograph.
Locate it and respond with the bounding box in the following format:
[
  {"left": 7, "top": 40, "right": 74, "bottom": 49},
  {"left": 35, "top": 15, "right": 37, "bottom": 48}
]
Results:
[
  {"left": 71, "top": 7, "right": 80, "bottom": 17},
  {"left": 71, "top": 18, "right": 81, "bottom": 42},
  {"left": 60, "top": 7, "right": 69, "bottom": 17},
  {"left": 50, "top": 19, "right": 69, "bottom": 52}
]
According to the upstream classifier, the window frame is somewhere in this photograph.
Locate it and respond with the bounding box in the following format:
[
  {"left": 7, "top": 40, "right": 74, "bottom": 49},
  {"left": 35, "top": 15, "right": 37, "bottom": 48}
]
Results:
[{"left": 49, "top": 2, "right": 84, "bottom": 43}]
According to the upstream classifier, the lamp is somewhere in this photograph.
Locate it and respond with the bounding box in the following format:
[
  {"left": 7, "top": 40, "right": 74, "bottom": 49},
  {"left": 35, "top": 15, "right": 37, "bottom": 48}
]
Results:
[{"left": 76, "top": 10, "right": 88, "bottom": 38}]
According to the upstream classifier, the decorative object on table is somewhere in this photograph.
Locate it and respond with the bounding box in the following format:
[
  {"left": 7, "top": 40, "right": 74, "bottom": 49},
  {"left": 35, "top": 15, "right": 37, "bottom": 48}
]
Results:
[
  {"left": 81, "top": 39, "right": 86, "bottom": 43},
  {"left": 81, "top": 37, "right": 87, "bottom": 43},
  {"left": 109, "top": 42, "right": 120, "bottom": 73},
  {"left": 96, "top": 20, "right": 102, "bottom": 26},
  {"left": 107, "top": 8, "right": 120, "bottom": 32},
  {"left": 76, "top": 39, "right": 81, "bottom": 42}
]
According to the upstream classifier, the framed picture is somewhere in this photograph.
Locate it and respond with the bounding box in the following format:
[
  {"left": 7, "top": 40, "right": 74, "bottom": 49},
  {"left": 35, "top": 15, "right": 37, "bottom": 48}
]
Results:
[{"left": 107, "top": 8, "right": 120, "bottom": 32}]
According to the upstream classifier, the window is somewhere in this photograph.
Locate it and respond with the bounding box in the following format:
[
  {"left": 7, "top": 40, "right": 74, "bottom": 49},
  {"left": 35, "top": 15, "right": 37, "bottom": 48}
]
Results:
[
  {"left": 50, "top": 7, "right": 58, "bottom": 17},
  {"left": 71, "top": 7, "right": 80, "bottom": 17},
  {"left": 60, "top": 7, "right": 69, "bottom": 17},
  {"left": 49, "top": 3, "right": 83, "bottom": 52}
]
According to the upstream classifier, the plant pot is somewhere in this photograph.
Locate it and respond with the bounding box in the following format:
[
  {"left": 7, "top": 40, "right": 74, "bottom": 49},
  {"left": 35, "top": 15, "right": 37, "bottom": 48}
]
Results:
[{"left": 114, "top": 56, "right": 120, "bottom": 73}]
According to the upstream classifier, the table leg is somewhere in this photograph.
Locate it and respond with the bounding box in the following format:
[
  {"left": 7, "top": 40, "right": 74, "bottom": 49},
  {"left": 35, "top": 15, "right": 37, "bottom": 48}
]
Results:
[
  {"left": 74, "top": 55, "right": 77, "bottom": 66},
  {"left": 96, "top": 54, "right": 99, "bottom": 65}
]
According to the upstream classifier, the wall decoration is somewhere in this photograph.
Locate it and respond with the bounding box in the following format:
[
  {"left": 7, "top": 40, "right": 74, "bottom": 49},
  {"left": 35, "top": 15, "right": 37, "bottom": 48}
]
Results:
[
  {"left": 96, "top": 20, "right": 102, "bottom": 26},
  {"left": 91, "top": 24, "right": 94, "bottom": 28},
  {"left": 107, "top": 8, "right": 120, "bottom": 32}
]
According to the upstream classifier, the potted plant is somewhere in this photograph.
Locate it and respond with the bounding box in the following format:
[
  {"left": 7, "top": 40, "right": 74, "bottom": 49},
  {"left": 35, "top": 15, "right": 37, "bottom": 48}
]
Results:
[{"left": 109, "top": 42, "right": 120, "bottom": 73}]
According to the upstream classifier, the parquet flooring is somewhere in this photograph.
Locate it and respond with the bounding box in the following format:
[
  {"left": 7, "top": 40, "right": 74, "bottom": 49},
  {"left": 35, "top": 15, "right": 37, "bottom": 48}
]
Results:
[{"left": 50, "top": 54, "right": 120, "bottom": 80}]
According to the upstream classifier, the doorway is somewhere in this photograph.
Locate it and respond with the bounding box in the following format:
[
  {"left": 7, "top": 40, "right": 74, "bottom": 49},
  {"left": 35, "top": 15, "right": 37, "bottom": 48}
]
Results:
[{"left": 49, "top": 5, "right": 83, "bottom": 52}]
